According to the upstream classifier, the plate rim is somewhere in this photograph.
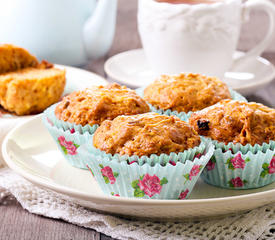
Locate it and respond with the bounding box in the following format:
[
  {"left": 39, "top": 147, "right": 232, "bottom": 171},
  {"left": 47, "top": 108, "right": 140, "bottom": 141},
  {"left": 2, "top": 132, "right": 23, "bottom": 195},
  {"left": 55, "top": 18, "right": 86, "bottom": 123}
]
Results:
[
  {"left": 2, "top": 115, "right": 275, "bottom": 207},
  {"left": 104, "top": 48, "right": 275, "bottom": 90}
]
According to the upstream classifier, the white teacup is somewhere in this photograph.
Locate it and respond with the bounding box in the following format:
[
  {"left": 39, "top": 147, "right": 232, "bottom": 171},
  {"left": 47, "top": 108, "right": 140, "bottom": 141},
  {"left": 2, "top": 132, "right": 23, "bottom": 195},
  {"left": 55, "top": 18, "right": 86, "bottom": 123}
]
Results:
[{"left": 138, "top": 0, "right": 275, "bottom": 78}]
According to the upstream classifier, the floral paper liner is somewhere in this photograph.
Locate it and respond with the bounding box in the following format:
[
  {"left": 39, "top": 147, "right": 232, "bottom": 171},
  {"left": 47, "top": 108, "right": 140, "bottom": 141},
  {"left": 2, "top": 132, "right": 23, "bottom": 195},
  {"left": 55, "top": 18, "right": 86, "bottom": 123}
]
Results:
[
  {"left": 136, "top": 87, "right": 247, "bottom": 122},
  {"left": 42, "top": 114, "right": 94, "bottom": 169},
  {"left": 82, "top": 138, "right": 214, "bottom": 199},
  {"left": 201, "top": 140, "right": 275, "bottom": 189},
  {"left": 44, "top": 103, "right": 98, "bottom": 134}
]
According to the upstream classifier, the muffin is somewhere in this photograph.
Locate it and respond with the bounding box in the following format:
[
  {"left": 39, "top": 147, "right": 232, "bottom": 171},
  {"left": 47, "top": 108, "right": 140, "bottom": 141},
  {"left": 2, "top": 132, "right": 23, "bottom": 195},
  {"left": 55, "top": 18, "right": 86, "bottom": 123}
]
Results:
[
  {"left": 83, "top": 113, "right": 214, "bottom": 199},
  {"left": 0, "top": 61, "right": 66, "bottom": 115},
  {"left": 93, "top": 113, "right": 200, "bottom": 156},
  {"left": 189, "top": 100, "right": 275, "bottom": 146},
  {"left": 55, "top": 83, "right": 150, "bottom": 126},
  {"left": 143, "top": 73, "right": 232, "bottom": 113},
  {"left": 0, "top": 44, "right": 39, "bottom": 74},
  {"left": 189, "top": 100, "right": 275, "bottom": 189},
  {"left": 43, "top": 83, "right": 150, "bottom": 169}
]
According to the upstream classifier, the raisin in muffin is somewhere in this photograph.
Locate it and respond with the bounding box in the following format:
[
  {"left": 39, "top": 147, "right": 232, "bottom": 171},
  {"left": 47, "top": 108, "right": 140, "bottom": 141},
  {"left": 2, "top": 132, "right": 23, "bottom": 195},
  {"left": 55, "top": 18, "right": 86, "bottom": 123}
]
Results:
[
  {"left": 93, "top": 112, "right": 201, "bottom": 156},
  {"left": 189, "top": 100, "right": 275, "bottom": 146},
  {"left": 144, "top": 73, "right": 231, "bottom": 113},
  {"left": 55, "top": 83, "right": 150, "bottom": 126}
]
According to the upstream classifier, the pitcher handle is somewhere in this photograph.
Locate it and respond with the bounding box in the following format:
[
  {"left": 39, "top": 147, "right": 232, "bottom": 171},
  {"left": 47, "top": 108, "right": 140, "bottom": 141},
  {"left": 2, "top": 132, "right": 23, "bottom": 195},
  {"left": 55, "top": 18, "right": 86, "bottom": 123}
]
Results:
[{"left": 83, "top": 0, "right": 117, "bottom": 60}]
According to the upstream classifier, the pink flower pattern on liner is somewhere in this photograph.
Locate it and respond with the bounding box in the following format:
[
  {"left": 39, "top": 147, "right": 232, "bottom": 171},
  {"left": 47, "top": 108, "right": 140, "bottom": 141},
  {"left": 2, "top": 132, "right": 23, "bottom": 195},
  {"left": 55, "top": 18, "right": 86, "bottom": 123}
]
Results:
[
  {"left": 268, "top": 157, "right": 275, "bottom": 174},
  {"left": 70, "top": 128, "right": 75, "bottom": 134},
  {"left": 189, "top": 165, "right": 201, "bottom": 180},
  {"left": 111, "top": 192, "right": 120, "bottom": 197},
  {"left": 231, "top": 177, "right": 244, "bottom": 188},
  {"left": 206, "top": 159, "right": 215, "bottom": 171},
  {"left": 138, "top": 174, "right": 162, "bottom": 198},
  {"left": 169, "top": 160, "right": 176, "bottom": 166},
  {"left": 179, "top": 189, "right": 189, "bottom": 200},
  {"left": 128, "top": 160, "right": 137, "bottom": 165},
  {"left": 58, "top": 136, "right": 78, "bottom": 155},
  {"left": 101, "top": 166, "right": 116, "bottom": 184},
  {"left": 231, "top": 153, "right": 246, "bottom": 169},
  {"left": 194, "top": 153, "right": 202, "bottom": 160}
]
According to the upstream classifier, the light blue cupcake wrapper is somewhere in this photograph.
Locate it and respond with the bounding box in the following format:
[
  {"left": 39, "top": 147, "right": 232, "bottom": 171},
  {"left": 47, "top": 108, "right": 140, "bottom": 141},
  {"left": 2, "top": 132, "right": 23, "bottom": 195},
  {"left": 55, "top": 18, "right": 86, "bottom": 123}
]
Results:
[
  {"left": 136, "top": 87, "right": 247, "bottom": 122},
  {"left": 42, "top": 114, "right": 93, "bottom": 169},
  {"left": 44, "top": 103, "right": 98, "bottom": 134},
  {"left": 83, "top": 138, "right": 215, "bottom": 199},
  {"left": 201, "top": 140, "right": 275, "bottom": 189}
]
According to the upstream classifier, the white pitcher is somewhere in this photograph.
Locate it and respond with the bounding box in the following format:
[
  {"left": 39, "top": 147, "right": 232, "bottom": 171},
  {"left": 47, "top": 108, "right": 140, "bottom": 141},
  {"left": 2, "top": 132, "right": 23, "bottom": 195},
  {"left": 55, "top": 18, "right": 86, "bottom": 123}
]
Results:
[{"left": 0, "top": 0, "right": 117, "bottom": 66}]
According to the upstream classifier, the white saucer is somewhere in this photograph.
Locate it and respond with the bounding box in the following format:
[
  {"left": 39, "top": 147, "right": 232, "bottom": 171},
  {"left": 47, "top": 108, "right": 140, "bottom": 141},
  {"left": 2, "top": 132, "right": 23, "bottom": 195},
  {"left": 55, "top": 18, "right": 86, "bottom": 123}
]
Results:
[
  {"left": 104, "top": 49, "right": 275, "bottom": 95},
  {"left": 2, "top": 115, "right": 275, "bottom": 220}
]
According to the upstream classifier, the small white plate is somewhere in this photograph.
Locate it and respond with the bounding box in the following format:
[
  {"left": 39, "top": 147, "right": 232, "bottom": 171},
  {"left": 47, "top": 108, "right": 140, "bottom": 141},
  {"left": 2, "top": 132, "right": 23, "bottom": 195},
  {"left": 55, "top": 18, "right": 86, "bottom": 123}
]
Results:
[
  {"left": 104, "top": 49, "right": 275, "bottom": 95},
  {"left": 2, "top": 116, "right": 275, "bottom": 220}
]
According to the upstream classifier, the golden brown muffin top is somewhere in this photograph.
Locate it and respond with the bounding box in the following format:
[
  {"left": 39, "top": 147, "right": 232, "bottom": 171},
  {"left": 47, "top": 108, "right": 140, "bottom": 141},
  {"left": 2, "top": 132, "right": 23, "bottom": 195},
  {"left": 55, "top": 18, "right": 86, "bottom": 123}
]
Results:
[
  {"left": 93, "top": 112, "right": 201, "bottom": 156},
  {"left": 55, "top": 83, "right": 150, "bottom": 126},
  {"left": 189, "top": 100, "right": 275, "bottom": 146},
  {"left": 144, "top": 73, "right": 231, "bottom": 113},
  {"left": 0, "top": 44, "right": 39, "bottom": 74}
]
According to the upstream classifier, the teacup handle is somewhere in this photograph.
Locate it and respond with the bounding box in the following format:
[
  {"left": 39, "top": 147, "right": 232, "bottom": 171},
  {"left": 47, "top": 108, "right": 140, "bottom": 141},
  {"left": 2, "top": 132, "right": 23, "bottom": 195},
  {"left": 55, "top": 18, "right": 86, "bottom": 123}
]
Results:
[{"left": 232, "top": 0, "right": 275, "bottom": 69}]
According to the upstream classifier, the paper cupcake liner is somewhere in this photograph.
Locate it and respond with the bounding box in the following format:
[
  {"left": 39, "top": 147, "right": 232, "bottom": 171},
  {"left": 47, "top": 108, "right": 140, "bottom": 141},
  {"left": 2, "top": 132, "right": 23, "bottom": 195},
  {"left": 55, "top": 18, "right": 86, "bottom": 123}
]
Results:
[
  {"left": 42, "top": 114, "right": 93, "bottom": 169},
  {"left": 136, "top": 87, "right": 247, "bottom": 122},
  {"left": 83, "top": 138, "right": 214, "bottom": 199},
  {"left": 201, "top": 140, "right": 275, "bottom": 189},
  {"left": 44, "top": 103, "right": 98, "bottom": 134}
]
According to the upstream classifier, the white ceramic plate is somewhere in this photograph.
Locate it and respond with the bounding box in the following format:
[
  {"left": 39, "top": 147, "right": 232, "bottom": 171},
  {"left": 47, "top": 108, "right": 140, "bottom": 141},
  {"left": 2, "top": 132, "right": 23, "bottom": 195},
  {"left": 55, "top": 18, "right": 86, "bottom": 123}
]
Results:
[
  {"left": 2, "top": 116, "right": 275, "bottom": 220},
  {"left": 104, "top": 49, "right": 275, "bottom": 95}
]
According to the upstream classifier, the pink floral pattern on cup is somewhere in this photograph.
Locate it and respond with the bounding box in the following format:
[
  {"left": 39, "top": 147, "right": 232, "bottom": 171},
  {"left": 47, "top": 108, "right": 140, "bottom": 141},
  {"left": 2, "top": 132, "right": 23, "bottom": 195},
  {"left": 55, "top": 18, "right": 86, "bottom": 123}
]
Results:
[
  {"left": 99, "top": 164, "right": 119, "bottom": 184},
  {"left": 131, "top": 174, "right": 168, "bottom": 198},
  {"left": 226, "top": 153, "right": 250, "bottom": 170},
  {"left": 228, "top": 177, "right": 247, "bottom": 188},
  {"left": 184, "top": 165, "right": 203, "bottom": 181},
  {"left": 58, "top": 136, "right": 79, "bottom": 155},
  {"left": 261, "top": 156, "right": 275, "bottom": 178},
  {"left": 178, "top": 189, "right": 189, "bottom": 200}
]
